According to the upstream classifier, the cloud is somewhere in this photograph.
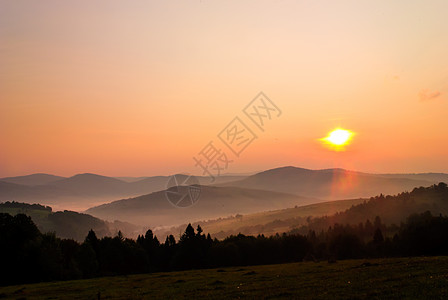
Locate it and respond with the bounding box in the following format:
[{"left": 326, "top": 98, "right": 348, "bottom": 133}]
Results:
[{"left": 419, "top": 89, "right": 442, "bottom": 102}]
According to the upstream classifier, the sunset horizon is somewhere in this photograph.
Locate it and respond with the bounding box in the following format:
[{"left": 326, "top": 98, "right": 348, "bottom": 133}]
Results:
[
  {"left": 3, "top": 164, "right": 448, "bottom": 180},
  {"left": 1, "top": 1, "right": 447, "bottom": 298},
  {"left": 2, "top": 1, "right": 448, "bottom": 178}
]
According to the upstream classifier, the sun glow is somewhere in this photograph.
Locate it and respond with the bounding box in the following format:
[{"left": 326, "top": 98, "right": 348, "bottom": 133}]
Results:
[{"left": 320, "top": 128, "right": 355, "bottom": 151}]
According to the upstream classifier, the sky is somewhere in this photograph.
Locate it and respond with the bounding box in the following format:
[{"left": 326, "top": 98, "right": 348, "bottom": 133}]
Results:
[{"left": 1, "top": 0, "right": 447, "bottom": 177}]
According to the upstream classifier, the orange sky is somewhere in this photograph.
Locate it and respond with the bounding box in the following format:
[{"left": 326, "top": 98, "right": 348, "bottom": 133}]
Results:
[{"left": 1, "top": 1, "right": 447, "bottom": 177}]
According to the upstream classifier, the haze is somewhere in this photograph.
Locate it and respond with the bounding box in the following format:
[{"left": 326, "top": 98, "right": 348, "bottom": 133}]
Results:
[
  {"left": 1, "top": 0, "right": 448, "bottom": 178},
  {"left": 2, "top": 3, "right": 448, "bottom": 296}
]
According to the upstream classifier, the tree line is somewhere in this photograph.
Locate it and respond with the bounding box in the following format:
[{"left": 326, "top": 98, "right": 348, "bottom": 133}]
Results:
[
  {"left": 2, "top": 209, "right": 448, "bottom": 286},
  {"left": 301, "top": 182, "right": 448, "bottom": 231}
]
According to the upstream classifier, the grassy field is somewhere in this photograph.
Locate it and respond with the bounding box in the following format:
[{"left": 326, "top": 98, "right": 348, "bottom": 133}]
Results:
[{"left": 1, "top": 256, "right": 447, "bottom": 299}]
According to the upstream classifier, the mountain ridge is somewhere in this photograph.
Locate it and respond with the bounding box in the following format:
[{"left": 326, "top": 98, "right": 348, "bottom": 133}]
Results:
[
  {"left": 1, "top": 166, "right": 446, "bottom": 212},
  {"left": 85, "top": 185, "right": 315, "bottom": 227},
  {"left": 218, "top": 166, "right": 435, "bottom": 200}
]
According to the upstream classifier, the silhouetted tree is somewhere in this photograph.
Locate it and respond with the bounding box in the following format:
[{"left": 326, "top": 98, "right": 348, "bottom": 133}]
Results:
[
  {"left": 373, "top": 228, "right": 384, "bottom": 244},
  {"left": 3, "top": 190, "right": 448, "bottom": 287}
]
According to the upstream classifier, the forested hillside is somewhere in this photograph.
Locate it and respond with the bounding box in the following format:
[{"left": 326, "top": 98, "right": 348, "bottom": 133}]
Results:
[
  {"left": 0, "top": 202, "right": 138, "bottom": 241},
  {"left": 296, "top": 183, "right": 448, "bottom": 233}
]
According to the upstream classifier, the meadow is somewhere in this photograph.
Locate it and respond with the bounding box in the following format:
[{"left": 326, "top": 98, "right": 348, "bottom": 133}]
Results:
[{"left": 1, "top": 256, "right": 447, "bottom": 299}]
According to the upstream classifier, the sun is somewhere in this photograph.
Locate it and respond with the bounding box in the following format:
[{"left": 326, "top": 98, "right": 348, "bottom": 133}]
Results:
[
  {"left": 320, "top": 128, "right": 354, "bottom": 151},
  {"left": 325, "top": 129, "right": 353, "bottom": 145}
]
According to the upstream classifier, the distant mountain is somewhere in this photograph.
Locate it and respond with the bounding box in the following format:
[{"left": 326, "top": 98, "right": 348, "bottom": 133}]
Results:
[
  {"left": 116, "top": 174, "right": 248, "bottom": 183},
  {"left": 0, "top": 175, "right": 132, "bottom": 211},
  {"left": 377, "top": 173, "right": 448, "bottom": 184},
  {"left": 0, "top": 173, "right": 65, "bottom": 186},
  {"left": 126, "top": 174, "right": 247, "bottom": 195},
  {"left": 219, "top": 166, "right": 436, "bottom": 200},
  {"left": 0, "top": 181, "right": 33, "bottom": 198},
  {"left": 48, "top": 173, "right": 131, "bottom": 196},
  {"left": 1, "top": 167, "right": 445, "bottom": 213},
  {"left": 0, "top": 173, "right": 247, "bottom": 211},
  {"left": 115, "top": 176, "right": 149, "bottom": 183},
  {"left": 86, "top": 186, "right": 315, "bottom": 228},
  {"left": 0, "top": 180, "right": 76, "bottom": 200}
]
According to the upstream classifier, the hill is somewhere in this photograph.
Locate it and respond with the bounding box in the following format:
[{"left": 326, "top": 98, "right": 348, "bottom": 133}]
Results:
[
  {"left": 155, "top": 198, "right": 366, "bottom": 239},
  {"left": 219, "top": 166, "right": 434, "bottom": 200},
  {"left": 1, "top": 167, "right": 444, "bottom": 212},
  {"left": 0, "top": 181, "right": 78, "bottom": 208},
  {"left": 157, "top": 183, "right": 448, "bottom": 239},
  {"left": 0, "top": 173, "right": 246, "bottom": 211},
  {"left": 2, "top": 201, "right": 448, "bottom": 290},
  {"left": 295, "top": 182, "right": 448, "bottom": 233},
  {"left": 0, "top": 202, "right": 139, "bottom": 241},
  {"left": 48, "top": 173, "right": 131, "bottom": 196},
  {"left": 86, "top": 186, "right": 315, "bottom": 227},
  {"left": 0, "top": 167, "right": 444, "bottom": 212},
  {"left": 378, "top": 172, "right": 448, "bottom": 183},
  {"left": 0, "top": 173, "right": 65, "bottom": 186}
]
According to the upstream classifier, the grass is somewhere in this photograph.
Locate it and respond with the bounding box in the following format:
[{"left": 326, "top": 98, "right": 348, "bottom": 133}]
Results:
[{"left": 1, "top": 256, "right": 447, "bottom": 299}]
